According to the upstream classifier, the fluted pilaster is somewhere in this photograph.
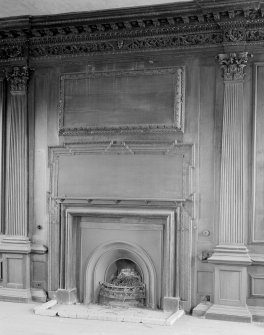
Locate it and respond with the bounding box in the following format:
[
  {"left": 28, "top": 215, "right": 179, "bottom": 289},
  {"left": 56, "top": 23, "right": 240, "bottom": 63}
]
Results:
[
  {"left": 205, "top": 52, "right": 252, "bottom": 321},
  {"left": 217, "top": 52, "right": 250, "bottom": 246},
  {"left": 219, "top": 81, "right": 244, "bottom": 244},
  {"left": 5, "top": 66, "right": 29, "bottom": 236}
]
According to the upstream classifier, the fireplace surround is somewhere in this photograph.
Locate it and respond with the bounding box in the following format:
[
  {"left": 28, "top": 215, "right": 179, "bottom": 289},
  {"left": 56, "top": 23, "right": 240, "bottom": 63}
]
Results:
[
  {"left": 56, "top": 206, "right": 180, "bottom": 310},
  {"left": 47, "top": 141, "right": 194, "bottom": 312}
]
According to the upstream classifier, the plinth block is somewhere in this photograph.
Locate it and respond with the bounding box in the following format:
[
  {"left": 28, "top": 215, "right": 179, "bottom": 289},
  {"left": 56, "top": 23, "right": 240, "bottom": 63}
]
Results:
[
  {"left": 56, "top": 288, "right": 78, "bottom": 304},
  {"left": 205, "top": 304, "right": 252, "bottom": 323},
  {"left": 163, "top": 297, "right": 180, "bottom": 313},
  {"left": 0, "top": 287, "right": 31, "bottom": 303}
]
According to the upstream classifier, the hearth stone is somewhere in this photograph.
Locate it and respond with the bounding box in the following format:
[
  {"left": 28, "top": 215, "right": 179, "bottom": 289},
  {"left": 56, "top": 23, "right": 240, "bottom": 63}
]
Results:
[{"left": 34, "top": 301, "right": 185, "bottom": 326}]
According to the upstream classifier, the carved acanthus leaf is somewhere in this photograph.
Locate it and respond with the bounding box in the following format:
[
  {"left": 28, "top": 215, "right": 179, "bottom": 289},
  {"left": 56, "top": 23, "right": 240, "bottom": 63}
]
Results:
[
  {"left": 217, "top": 52, "right": 252, "bottom": 81},
  {"left": 6, "top": 66, "right": 30, "bottom": 95}
]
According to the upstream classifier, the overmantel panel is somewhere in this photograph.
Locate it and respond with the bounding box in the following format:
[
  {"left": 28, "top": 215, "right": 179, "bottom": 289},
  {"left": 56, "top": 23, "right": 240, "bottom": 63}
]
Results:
[{"left": 49, "top": 141, "right": 194, "bottom": 201}]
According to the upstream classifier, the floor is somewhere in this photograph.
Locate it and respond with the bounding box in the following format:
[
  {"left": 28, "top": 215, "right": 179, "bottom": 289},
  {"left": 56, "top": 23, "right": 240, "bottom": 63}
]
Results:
[{"left": 0, "top": 301, "right": 264, "bottom": 335}]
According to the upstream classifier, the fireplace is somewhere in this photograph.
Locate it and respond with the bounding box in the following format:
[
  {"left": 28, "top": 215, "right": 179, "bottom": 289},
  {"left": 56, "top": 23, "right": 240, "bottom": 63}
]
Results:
[
  {"left": 48, "top": 142, "right": 194, "bottom": 313},
  {"left": 54, "top": 206, "right": 184, "bottom": 311}
]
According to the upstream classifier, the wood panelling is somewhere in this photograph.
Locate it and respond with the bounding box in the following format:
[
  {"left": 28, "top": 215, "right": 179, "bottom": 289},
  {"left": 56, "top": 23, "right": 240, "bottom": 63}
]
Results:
[
  {"left": 6, "top": 257, "right": 23, "bottom": 288},
  {"left": 250, "top": 274, "right": 264, "bottom": 297},
  {"left": 198, "top": 63, "right": 216, "bottom": 242},
  {"left": 50, "top": 142, "right": 193, "bottom": 201},
  {"left": 252, "top": 63, "right": 264, "bottom": 243},
  {"left": 0, "top": 77, "right": 5, "bottom": 234},
  {"left": 214, "top": 266, "right": 247, "bottom": 306},
  {"left": 197, "top": 271, "right": 213, "bottom": 295}
]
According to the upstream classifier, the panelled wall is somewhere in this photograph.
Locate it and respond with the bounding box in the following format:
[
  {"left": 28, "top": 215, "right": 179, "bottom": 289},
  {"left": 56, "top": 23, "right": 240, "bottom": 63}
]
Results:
[
  {"left": 32, "top": 52, "right": 216, "bottom": 306},
  {"left": 0, "top": 47, "right": 263, "bottom": 311},
  {"left": 0, "top": 1, "right": 264, "bottom": 318},
  {"left": 0, "top": 49, "right": 262, "bottom": 308}
]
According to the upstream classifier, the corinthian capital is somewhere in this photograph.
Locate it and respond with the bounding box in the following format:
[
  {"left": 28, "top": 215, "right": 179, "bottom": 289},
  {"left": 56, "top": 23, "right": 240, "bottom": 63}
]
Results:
[
  {"left": 6, "top": 66, "right": 29, "bottom": 95},
  {"left": 217, "top": 52, "right": 252, "bottom": 81}
]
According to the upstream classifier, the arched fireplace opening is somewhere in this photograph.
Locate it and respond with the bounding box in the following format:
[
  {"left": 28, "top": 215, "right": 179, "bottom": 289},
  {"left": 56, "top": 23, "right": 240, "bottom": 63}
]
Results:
[{"left": 84, "top": 241, "right": 158, "bottom": 309}]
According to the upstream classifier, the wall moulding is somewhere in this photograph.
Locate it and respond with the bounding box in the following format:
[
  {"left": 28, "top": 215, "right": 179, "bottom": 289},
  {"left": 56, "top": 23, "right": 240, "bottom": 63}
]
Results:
[
  {"left": 48, "top": 141, "right": 194, "bottom": 201},
  {"left": 250, "top": 274, "right": 264, "bottom": 297},
  {"left": 58, "top": 67, "right": 185, "bottom": 135}
]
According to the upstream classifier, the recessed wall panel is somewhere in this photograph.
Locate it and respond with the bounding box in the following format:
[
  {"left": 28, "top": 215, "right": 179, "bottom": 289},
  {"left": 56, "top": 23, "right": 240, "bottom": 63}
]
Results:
[
  {"left": 252, "top": 64, "right": 264, "bottom": 242},
  {"left": 59, "top": 67, "right": 185, "bottom": 134},
  {"left": 56, "top": 150, "right": 190, "bottom": 200}
]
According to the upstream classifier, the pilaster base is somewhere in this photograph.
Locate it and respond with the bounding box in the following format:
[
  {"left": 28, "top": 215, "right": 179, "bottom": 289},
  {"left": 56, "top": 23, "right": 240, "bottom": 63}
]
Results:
[
  {"left": 208, "top": 244, "right": 252, "bottom": 265},
  {"left": 205, "top": 304, "right": 252, "bottom": 323},
  {"left": 0, "top": 235, "right": 32, "bottom": 303},
  {"left": 56, "top": 288, "right": 78, "bottom": 304},
  {"left": 0, "top": 235, "right": 31, "bottom": 253},
  {"left": 0, "top": 287, "right": 31, "bottom": 303},
  {"left": 207, "top": 244, "right": 252, "bottom": 322}
]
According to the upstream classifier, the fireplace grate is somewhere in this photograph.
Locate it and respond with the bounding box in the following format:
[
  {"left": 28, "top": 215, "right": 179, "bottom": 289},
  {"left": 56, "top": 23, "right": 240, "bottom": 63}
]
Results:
[{"left": 99, "top": 281, "right": 145, "bottom": 301}]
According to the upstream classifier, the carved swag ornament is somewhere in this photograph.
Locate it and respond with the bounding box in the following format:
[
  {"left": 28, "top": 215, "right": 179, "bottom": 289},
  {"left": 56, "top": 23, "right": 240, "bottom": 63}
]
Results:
[{"left": 217, "top": 52, "right": 251, "bottom": 81}]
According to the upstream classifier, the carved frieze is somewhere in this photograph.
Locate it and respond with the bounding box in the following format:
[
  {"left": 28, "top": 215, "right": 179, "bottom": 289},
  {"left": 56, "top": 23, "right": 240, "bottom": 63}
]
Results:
[
  {"left": 0, "top": 44, "right": 25, "bottom": 60},
  {"left": 217, "top": 52, "right": 251, "bottom": 81},
  {"left": 28, "top": 32, "right": 224, "bottom": 59},
  {"left": 0, "top": 2, "right": 264, "bottom": 61}
]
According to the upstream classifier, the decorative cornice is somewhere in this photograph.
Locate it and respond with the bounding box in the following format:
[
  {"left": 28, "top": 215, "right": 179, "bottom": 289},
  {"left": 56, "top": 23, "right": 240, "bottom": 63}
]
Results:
[
  {"left": 0, "top": 1, "right": 264, "bottom": 60},
  {"left": 6, "top": 66, "right": 29, "bottom": 94},
  {"left": 217, "top": 52, "right": 251, "bottom": 81}
]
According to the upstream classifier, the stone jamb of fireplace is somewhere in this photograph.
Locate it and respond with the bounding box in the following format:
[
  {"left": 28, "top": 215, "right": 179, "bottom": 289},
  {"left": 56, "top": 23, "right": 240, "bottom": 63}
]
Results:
[{"left": 58, "top": 207, "right": 178, "bottom": 310}]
